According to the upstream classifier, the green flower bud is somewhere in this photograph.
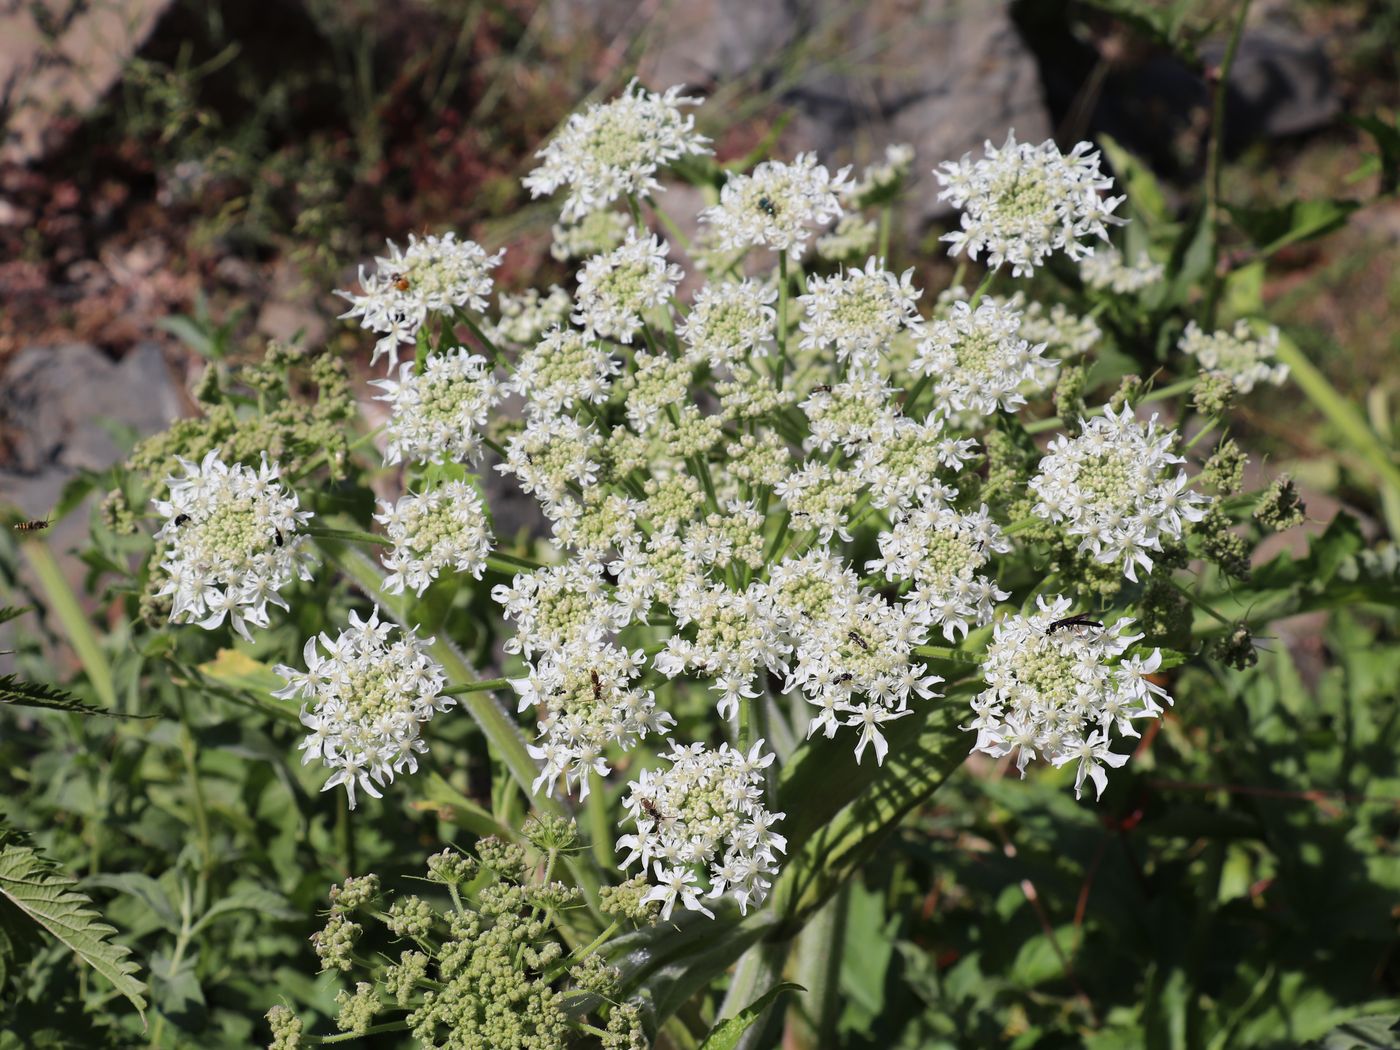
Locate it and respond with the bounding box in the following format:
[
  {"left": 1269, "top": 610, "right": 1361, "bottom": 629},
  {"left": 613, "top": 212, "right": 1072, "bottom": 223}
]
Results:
[
  {"left": 334, "top": 981, "right": 381, "bottom": 1036},
  {"left": 311, "top": 911, "right": 361, "bottom": 973},
  {"left": 1191, "top": 371, "right": 1238, "bottom": 417},
  {"left": 329, "top": 873, "right": 381, "bottom": 912},
  {"left": 265, "top": 1005, "right": 303, "bottom": 1050},
  {"left": 1254, "top": 475, "right": 1305, "bottom": 532},
  {"left": 426, "top": 847, "right": 477, "bottom": 886},
  {"left": 386, "top": 895, "right": 436, "bottom": 939},
  {"left": 1202, "top": 438, "right": 1247, "bottom": 494}
]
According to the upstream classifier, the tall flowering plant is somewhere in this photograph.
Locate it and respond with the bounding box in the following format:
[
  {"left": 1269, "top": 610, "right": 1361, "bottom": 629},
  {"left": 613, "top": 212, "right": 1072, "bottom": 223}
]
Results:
[{"left": 95, "top": 81, "right": 1319, "bottom": 1047}]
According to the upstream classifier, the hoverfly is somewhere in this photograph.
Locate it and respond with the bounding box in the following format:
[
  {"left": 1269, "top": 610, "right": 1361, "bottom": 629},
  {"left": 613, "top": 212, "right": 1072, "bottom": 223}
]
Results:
[
  {"left": 1046, "top": 614, "right": 1103, "bottom": 635},
  {"left": 811, "top": 384, "right": 832, "bottom": 395},
  {"left": 12, "top": 519, "right": 49, "bottom": 532}
]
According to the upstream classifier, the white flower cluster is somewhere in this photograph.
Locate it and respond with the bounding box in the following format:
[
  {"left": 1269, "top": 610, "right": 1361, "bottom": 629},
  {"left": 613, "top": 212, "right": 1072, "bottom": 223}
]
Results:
[
  {"left": 936, "top": 132, "right": 1124, "bottom": 276},
  {"left": 618, "top": 740, "right": 785, "bottom": 918},
  {"left": 510, "top": 326, "right": 620, "bottom": 415},
  {"left": 273, "top": 607, "right": 452, "bottom": 808},
  {"left": 482, "top": 284, "right": 572, "bottom": 348},
  {"left": 679, "top": 279, "right": 776, "bottom": 368},
  {"left": 375, "top": 481, "right": 493, "bottom": 596},
  {"left": 1030, "top": 405, "right": 1211, "bottom": 580},
  {"left": 573, "top": 229, "right": 683, "bottom": 343},
  {"left": 1080, "top": 246, "right": 1164, "bottom": 294},
  {"left": 337, "top": 233, "right": 504, "bottom": 369},
  {"left": 514, "top": 639, "right": 674, "bottom": 800},
  {"left": 701, "top": 153, "right": 851, "bottom": 254},
  {"left": 1179, "top": 320, "right": 1288, "bottom": 394},
  {"left": 153, "top": 449, "right": 314, "bottom": 641},
  {"left": 372, "top": 350, "right": 502, "bottom": 466},
  {"left": 524, "top": 79, "right": 711, "bottom": 222},
  {"left": 967, "top": 596, "right": 1171, "bottom": 800},
  {"left": 798, "top": 257, "right": 923, "bottom": 370},
  {"left": 914, "top": 298, "right": 1051, "bottom": 416}
]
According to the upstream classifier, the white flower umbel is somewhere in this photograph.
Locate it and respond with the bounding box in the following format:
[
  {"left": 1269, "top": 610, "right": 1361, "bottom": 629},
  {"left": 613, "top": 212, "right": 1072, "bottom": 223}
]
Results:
[
  {"left": 678, "top": 279, "right": 776, "bottom": 369},
  {"left": 700, "top": 153, "right": 851, "bottom": 254},
  {"left": 523, "top": 80, "right": 711, "bottom": 223},
  {"left": 551, "top": 209, "right": 633, "bottom": 262},
  {"left": 655, "top": 581, "right": 790, "bottom": 720},
  {"left": 337, "top": 233, "right": 504, "bottom": 370},
  {"left": 968, "top": 595, "right": 1172, "bottom": 800},
  {"left": 510, "top": 325, "right": 621, "bottom": 416},
  {"left": 515, "top": 639, "right": 674, "bottom": 800},
  {"left": 847, "top": 143, "right": 915, "bottom": 207},
  {"left": 492, "top": 563, "right": 630, "bottom": 660},
  {"left": 573, "top": 229, "right": 683, "bottom": 344},
  {"left": 774, "top": 462, "right": 867, "bottom": 543},
  {"left": 784, "top": 591, "right": 943, "bottom": 763},
  {"left": 482, "top": 284, "right": 572, "bottom": 349},
  {"left": 853, "top": 413, "right": 978, "bottom": 512},
  {"left": 914, "top": 298, "right": 1050, "bottom": 417},
  {"left": 936, "top": 132, "right": 1124, "bottom": 277},
  {"left": 797, "top": 257, "right": 922, "bottom": 371},
  {"left": 867, "top": 504, "right": 1010, "bottom": 641},
  {"left": 372, "top": 350, "right": 502, "bottom": 466},
  {"left": 618, "top": 740, "right": 786, "bottom": 918},
  {"left": 1179, "top": 320, "right": 1288, "bottom": 394},
  {"left": 153, "top": 449, "right": 314, "bottom": 641},
  {"left": 1080, "top": 245, "right": 1164, "bottom": 294},
  {"left": 374, "top": 481, "right": 493, "bottom": 597},
  {"left": 620, "top": 349, "right": 694, "bottom": 432},
  {"left": 1029, "top": 405, "right": 1211, "bottom": 581},
  {"left": 273, "top": 607, "right": 451, "bottom": 809},
  {"left": 496, "top": 414, "right": 603, "bottom": 511},
  {"left": 800, "top": 373, "right": 901, "bottom": 456}
]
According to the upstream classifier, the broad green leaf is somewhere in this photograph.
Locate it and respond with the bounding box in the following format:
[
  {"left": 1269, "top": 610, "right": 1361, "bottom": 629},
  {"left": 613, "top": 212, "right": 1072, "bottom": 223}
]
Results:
[
  {"left": 0, "top": 841, "right": 147, "bottom": 1021},
  {"left": 698, "top": 982, "right": 804, "bottom": 1050},
  {"left": 1315, "top": 1014, "right": 1400, "bottom": 1049},
  {"left": 1225, "top": 200, "right": 1358, "bottom": 257},
  {"left": 1098, "top": 133, "right": 1169, "bottom": 227},
  {"left": 1348, "top": 115, "right": 1400, "bottom": 195},
  {"left": 190, "top": 887, "right": 298, "bottom": 936},
  {"left": 84, "top": 873, "right": 181, "bottom": 933}
]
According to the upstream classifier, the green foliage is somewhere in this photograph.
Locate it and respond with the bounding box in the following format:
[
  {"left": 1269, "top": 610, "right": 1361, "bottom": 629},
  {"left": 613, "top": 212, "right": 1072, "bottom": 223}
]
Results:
[{"left": 0, "top": 833, "right": 148, "bottom": 1021}]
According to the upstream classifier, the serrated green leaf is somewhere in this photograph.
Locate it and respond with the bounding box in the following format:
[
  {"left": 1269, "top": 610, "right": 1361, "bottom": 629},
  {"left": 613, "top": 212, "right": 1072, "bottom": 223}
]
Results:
[
  {"left": 1225, "top": 199, "right": 1358, "bottom": 257},
  {"left": 0, "top": 606, "right": 30, "bottom": 628},
  {"left": 698, "top": 982, "right": 803, "bottom": 1050},
  {"left": 83, "top": 873, "right": 181, "bottom": 933},
  {"left": 0, "top": 674, "right": 110, "bottom": 717},
  {"left": 0, "top": 842, "right": 147, "bottom": 1021}
]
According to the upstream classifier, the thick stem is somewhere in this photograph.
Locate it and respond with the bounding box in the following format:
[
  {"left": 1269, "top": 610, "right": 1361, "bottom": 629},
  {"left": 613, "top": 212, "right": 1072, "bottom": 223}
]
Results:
[
  {"left": 1203, "top": 0, "right": 1253, "bottom": 329},
  {"left": 786, "top": 886, "right": 848, "bottom": 1050}
]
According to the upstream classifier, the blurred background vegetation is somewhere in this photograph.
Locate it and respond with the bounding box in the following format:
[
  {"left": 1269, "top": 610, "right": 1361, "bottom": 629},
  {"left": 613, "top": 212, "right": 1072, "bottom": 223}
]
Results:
[{"left": 1, "top": 0, "right": 1399, "bottom": 1047}]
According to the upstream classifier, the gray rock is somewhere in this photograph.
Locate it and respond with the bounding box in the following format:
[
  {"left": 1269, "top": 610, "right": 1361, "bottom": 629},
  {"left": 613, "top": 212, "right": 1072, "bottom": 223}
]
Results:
[
  {"left": 549, "top": 0, "right": 1051, "bottom": 229},
  {"left": 0, "top": 341, "right": 183, "bottom": 476},
  {"left": 0, "top": 0, "right": 176, "bottom": 165}
]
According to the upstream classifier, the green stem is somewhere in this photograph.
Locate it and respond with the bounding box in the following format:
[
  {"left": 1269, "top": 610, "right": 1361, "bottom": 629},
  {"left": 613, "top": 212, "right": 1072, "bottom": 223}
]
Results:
[
  {"left": 877, "top": 204, "right": 892, "bottom": 263},
  {"left": 307, "top": 1020, "right": 412, "bottom": 1044},
  {"left": 1203, "top": 0, "right": 1253, "bottom": 329},
  {"left": 307, "top": 526, "right": 389, "bottom": 546},
  {"left": 443, "top": 677, "right": 512, "bottom": 696},
  {"left": 967, "top": 266, "right": 1000, "bottom": 308},
  {"left": 176, "top": 693, "right": 214, "bottom": 879},
  {"left": 337, "top": 789, "right": 357, "bottom": 877}
]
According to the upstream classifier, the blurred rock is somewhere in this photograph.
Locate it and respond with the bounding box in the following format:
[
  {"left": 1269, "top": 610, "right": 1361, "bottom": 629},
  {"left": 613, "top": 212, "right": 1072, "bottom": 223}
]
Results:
[
  {"left": 0, "top": 0, "right": 175, "bottom": 165},
  {"left": 1205, "top": 26, "right": 1341, "bottom": 142},
  {"left": 0, "top": 341, "right": 181, "bottom": 477},
  {"left": 552, "top": 0, "right": 1051, "bottom": 229}
]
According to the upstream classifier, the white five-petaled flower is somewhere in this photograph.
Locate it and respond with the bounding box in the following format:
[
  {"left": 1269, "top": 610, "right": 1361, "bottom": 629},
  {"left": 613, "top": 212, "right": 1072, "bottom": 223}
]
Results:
[
  {"left": 337, "top": 233, "right": 503, "bottom": 370},
  {"left": 272, "top": 607, "right": 452, "bottom": 809},
  {"left": 374, "top": 481, "right": 493, "bottom": 596},
  {"left": 523, "top": 79, "right": 711, "bottom": 223},
  {"left": 968, "top": 595, "right": 1171, "bottom": 800},
  {"left": 1029, "top": 404, "right": 1210, "bottom": 581},
  {"left": 700, "top": 153, "right": 851, "bottom": 254},
  {"left": 618, "top": 740, "right": 785, "bottom": 917},
  {"left": 153, "top": 448, "right": 314, "bottom": 641},
  {"left": 935, "top": 132, "right": 1124, "bottom": 277}
]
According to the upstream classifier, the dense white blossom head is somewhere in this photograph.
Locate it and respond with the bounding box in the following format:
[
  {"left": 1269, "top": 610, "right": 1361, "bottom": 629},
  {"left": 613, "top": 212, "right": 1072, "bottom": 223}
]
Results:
[
  {"left": 800, "top": 373, "right": 901, "bottom": 456},
  {"left": 935, "top": 132, "right": 1124, "bottom": 277},
  {"left": 1179, "top": 320, "right": 1287, "bottom": 395},
  {"left": 515, "top": 639, "right": 674, "bottom": 800},
  {"left": 1080, "top": 245, "right": 1164, "bottom": 294},
  {"left": 524, "top": 80, "right": 711, "bottom": 223},
  {"left": 700, "top": 153, "right": 851, "bottom": 254},
  {"left": 968, "top": 595, "right": 1172, "bottom": 800},
  {"left": 371, "top": 350, "right": 501, "bottom": 466},
  {"left": 153, "top": 449, "right": 314, "bottom": 641},
  {"left": 914, "top": 298, "right": 1050, "bottom": 417},
  {"left": 492, "top": 563, "right": 630, "bottom": 660},
  {"left": 272, "top": 607, "right": 451, "bottom": 808},
  {"left": 853, "top": 412, "right": 978, "bottom": 512},
  {"left": 495, "top": 414, "right": 603, "bottom": 510},
  {"left": 337, "top": 233, "right": 503, "bottom": 369},
  {"left": 374, "top": 481, "right": 493, "bottom": 596},
  {"left": 482, "top": 284, "right": 572, "bottom": 349},
  {"left": 510, "top": 325, "right": 620, "bottom": 416},
  {"left": 797, "top": 257, "right": 923, "bottom": 370},
  {"left": 678, "top": 279, "right": 776, "bottom": 368},
  {"left": 617, "top": 740, "right": 785, "bottom": 918},
  {"left": 1029, "top": 405, "right": 1211, "bottom": 581},
  {"left": 573, "top": 229, "right": 683, "bottom": 344}
]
